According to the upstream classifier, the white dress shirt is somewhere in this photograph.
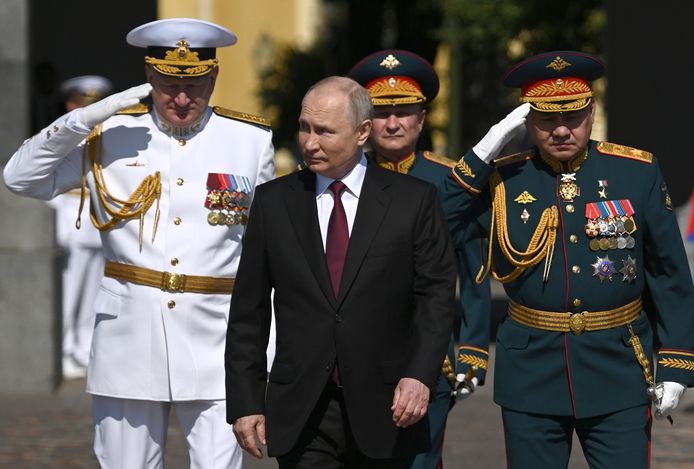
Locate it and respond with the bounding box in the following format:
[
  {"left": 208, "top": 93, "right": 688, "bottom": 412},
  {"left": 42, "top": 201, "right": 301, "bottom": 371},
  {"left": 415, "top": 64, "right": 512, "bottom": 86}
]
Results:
[{"left": 315, "top": 153, "right": 367, "bottom": 251}]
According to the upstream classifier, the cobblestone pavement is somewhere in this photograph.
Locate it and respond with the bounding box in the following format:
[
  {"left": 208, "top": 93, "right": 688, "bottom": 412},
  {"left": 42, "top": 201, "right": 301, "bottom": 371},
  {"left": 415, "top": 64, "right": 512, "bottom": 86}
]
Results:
[{"left": 1, "top": 347, "right": 692, "bottom": 468}]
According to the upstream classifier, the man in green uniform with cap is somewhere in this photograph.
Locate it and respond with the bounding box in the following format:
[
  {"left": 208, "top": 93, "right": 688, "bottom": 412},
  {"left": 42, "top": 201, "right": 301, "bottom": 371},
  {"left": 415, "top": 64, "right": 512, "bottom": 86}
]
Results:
[
  {"left": 439, "top": 50, "right": 694, "bottom": 468},
  {"left": 349, "top": 49, "right": 491, "bottom": 469}
]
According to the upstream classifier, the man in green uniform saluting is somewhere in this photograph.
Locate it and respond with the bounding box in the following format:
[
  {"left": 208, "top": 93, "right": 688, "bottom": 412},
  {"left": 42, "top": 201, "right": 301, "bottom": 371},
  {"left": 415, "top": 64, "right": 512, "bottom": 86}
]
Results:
[
  {"left": 439, "top": 50, "right": 694, "bottom": 468},
  {"left": 349, "top": 49, "right": 491, "bottom": 469}
]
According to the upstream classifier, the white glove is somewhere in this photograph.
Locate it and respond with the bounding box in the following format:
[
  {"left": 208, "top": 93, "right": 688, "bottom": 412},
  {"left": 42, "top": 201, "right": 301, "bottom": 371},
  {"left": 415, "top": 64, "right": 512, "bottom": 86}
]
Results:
[
  {"left": 654, "top": 381, "right": 686, "bottom": 420},
  {"left": 452, "top": 375, "right": 479, "bottom": 401},
  {"left": 472, "top": 102, "right": 531, "bottom": 163},
  {"left": 77, "top": 83, "right": 152, "bottom": 128}
]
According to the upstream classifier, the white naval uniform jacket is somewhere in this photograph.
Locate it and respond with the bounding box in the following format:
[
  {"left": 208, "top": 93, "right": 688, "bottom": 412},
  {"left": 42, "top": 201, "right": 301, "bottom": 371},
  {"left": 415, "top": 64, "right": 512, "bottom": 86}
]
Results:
[{"left": 4, "top": 106, "right": 275, "bottom": 401}]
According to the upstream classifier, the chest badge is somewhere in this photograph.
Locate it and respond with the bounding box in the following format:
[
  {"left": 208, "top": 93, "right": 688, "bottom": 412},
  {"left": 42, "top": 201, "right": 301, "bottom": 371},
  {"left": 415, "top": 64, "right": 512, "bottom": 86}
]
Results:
[
  {"left": 559, "top": 173, "right": 580, "bottom": 202},
  {"left": 515, "top": 191, "right": 537, "bottom": 204},
  {"left": 591, "top": 255, "right": 616, "bottom": 281},
  {"left": 521, "top": 209, "right": 530, "bottom": 224},
  {"left": 598, "top": 180, "right": 608, "bottom": 199},
  {"left": 620, "top": 255, "right": 638, "bottom": 283}
]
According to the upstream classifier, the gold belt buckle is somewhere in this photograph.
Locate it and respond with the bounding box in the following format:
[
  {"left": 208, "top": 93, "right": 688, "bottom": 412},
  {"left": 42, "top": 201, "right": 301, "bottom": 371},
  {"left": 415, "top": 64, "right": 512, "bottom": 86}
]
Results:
[
  {"left": 569, "top": 312, "right": 586, "bottom": 335},
  {"left": 162, "top": 271, "right": 186, "bottom": 292}
]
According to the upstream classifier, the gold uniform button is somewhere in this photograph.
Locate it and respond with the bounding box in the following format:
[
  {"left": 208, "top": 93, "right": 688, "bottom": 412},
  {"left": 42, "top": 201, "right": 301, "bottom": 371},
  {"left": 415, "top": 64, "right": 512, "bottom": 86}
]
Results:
[
  {"left": 170, "top": 258, "right": 179, "bottom": 266},
  {"left": 178, "top": 139, "right": 186, "bottom": 146},
  {"left": 173, "top": 217, "right": 182, "bottom": 225},
  {"left": 176, "top": 178, "right": 184, "bottom": 186},
  {"left": 566, "top": 204, "right": 575, "bottom": 213},
  {"left": 167, "top": 300, "right": 176, "bottom": 309},
  {"left": 569, "top": 234, "right": 578, "bottom": 243},
  {"left": 572, "top": 265, "right": 581, "bottom": 274},
  {"left": 573, "top": 298, "right": 582, "bottom": 307}
]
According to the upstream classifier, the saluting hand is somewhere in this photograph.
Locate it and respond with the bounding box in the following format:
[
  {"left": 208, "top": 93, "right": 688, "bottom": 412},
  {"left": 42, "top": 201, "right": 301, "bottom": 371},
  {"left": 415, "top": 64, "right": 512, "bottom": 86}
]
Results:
[
  {"left": 232, "top": 414, "right": 266, "bottom": 459},
  {"left": 391, "top": 377, "right": 430, "bottom": 428},
  {"left": 473, "top": 102, "right": 531, "bottom": 163},
  {"left": 77, "top": 83, "right": 153, "bottom": 128}
]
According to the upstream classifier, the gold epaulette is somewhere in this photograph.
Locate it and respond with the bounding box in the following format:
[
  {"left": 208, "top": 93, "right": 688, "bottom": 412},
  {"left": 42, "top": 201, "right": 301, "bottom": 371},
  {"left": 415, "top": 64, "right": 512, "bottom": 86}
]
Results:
[
  {"left": 422, "top": 150, "right": 455, "bottom": 168},
  {"left": 493, "top": 150, "right": 534, "bottom": 167},
  {"left": 116, "top": 103, "right": 150, "bottom": 115},
  {"left": 213, "top": 106, "right": 271, "bottom": 130},
  {"left": 596, "top": 141, "right": 653, "bottom": 164}
]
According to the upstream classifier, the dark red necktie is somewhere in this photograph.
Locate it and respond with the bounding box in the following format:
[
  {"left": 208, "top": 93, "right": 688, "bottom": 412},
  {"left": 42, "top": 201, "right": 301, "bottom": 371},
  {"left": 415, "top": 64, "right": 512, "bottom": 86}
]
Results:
[{"left": 326, "top": 181, "right": 349, "bottom": 298}]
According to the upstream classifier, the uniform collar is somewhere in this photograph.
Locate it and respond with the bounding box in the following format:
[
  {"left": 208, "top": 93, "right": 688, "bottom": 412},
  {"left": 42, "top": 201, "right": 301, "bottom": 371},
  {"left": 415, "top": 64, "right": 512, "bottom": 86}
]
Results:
[
  {"left": 375, "top": 152, "right": 416, "bottom": 174},
  {"left": 539, "top": 145, "right": 589, "bottom": 174},
  {"left": 152, "top": 107, "right": 211, "bottom": 138}
]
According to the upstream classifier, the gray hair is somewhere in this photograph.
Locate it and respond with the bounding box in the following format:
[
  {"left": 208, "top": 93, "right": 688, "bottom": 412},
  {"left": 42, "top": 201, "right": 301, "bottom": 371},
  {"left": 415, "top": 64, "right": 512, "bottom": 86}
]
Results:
[{"left": 302, "top": 76, "right": 374, "bottom": 128}]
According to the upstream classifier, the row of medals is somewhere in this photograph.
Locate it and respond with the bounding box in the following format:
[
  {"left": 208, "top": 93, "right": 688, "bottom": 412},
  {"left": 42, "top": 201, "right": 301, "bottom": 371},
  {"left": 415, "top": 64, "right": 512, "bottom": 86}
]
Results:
[
  {"left": 585, "top": 215, "right": 636, "bottom": 251},
  {"left": 206, "top": 189, "right": 250, "bottom": 226}
]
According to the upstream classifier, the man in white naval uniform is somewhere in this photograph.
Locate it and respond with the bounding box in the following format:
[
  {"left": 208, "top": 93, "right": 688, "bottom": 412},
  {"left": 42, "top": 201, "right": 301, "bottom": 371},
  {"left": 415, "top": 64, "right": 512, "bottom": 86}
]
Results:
[
  {"left": 49, "top": 75, "right": 112, "bottom": 380},
  {"left": 3, "top": 18, "right": 275, "bottom": 469}
]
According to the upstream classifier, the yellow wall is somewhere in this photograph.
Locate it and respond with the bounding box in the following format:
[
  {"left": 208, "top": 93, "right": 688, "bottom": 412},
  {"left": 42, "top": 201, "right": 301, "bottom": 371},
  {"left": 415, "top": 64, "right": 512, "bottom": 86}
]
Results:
[{"left": 158, "top": 0, "right": 320, "bottom": 115}]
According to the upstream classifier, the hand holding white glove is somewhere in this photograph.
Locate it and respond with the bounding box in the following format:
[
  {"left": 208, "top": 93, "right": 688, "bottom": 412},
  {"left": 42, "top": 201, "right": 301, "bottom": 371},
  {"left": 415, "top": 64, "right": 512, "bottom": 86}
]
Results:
[
  {"left": 654, "top": 381, "right": 686, "bottom": 420},
  {"left": 77, "top": 83, "right": 153, "bottom": 128},
  {"left": 452, "top": 374, "right": 479, "bottom": 401},
  {"left": 473, "top": 102, "right": 531, "bottom": 163}
]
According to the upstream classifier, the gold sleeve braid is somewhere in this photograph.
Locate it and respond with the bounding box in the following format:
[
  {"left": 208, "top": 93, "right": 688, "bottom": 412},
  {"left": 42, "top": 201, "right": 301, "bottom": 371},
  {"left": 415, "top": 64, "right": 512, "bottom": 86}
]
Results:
[
  {"left": 77, "top": 124, "right": 162, "bottom": 250},
  {"left": 476, "top": 171, "right": 559, "bottom": 284}
]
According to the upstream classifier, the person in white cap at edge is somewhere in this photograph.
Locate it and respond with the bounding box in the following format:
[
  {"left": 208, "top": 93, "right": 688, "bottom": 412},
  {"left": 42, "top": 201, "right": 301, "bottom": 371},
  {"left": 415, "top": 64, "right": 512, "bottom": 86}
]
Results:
[
  {"left": 3, "top": 18, "right": 275, "bottom": 469},
  {"left": 49, "top": 75, "right": 112, "bottom": 380}
]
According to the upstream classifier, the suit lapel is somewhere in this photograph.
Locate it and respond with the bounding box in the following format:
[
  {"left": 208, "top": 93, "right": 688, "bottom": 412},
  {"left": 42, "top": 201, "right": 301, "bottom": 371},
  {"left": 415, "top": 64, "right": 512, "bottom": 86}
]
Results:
[
  {"left": 285, "top": 170, "right": 336, "bottom": 306},
  {"left": 337, "top": 164, "right": 392, "bottom": 305}
]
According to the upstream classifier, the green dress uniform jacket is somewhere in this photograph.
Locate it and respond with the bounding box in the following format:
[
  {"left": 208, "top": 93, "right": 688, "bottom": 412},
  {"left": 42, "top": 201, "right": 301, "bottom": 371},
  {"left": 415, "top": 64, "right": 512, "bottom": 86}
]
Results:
[{"left": 439, "top": 139, "right": 694, "bottom": 418}]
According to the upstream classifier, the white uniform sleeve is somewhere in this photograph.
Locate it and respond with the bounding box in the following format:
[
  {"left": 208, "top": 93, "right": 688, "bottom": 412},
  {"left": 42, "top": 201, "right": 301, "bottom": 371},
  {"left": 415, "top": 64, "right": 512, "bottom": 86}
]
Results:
[{"left": 3, "top": 110, "right": 91, "bottom": 200}]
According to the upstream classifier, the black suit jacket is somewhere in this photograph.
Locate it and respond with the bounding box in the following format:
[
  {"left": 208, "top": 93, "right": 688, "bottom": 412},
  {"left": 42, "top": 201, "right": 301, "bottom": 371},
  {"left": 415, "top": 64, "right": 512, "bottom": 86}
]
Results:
[{"left": 225, "top": 162, "right": 456, "bottom": 458}]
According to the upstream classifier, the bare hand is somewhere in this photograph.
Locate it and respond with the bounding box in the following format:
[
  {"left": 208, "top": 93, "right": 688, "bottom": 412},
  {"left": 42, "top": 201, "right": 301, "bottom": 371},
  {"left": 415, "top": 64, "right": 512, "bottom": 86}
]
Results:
[
  {"left": 391, "top": 377, "right": 430, "bottom": 428},
  {"left": 232, "top": 414, "right": 266, "bottom": 459}
]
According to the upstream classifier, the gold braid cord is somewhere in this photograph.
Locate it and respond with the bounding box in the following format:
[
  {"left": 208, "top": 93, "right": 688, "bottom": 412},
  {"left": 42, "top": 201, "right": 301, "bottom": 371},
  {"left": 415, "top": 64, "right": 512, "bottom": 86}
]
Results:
[
  {"left": 79, "top": 124, "right": 162, "bottom": 250},
  {"left": 476, "top": 171, "right": 559, "bottom": 284}
]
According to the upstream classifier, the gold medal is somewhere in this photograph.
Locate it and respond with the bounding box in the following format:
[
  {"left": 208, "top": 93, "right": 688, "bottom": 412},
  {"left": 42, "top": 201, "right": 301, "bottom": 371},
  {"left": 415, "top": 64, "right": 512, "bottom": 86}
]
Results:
[
  {"left": 207, "top": 211, "right": 220, "bottom": 225},
  {"left": 589, "top": 239, "right": 601, "bottom": 251},
  {"left": 599, "top": 238, "right": 611, "bottom": 250},
  {"left": 608, "top": 237, "right": 618, "bottom": 250}
]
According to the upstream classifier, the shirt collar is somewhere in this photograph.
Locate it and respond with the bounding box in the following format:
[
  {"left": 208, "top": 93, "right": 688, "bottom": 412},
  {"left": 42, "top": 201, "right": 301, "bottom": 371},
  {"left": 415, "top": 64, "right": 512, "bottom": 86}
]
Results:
[{"left": 316, "top": 152, "right": 367, "bottom": 198}]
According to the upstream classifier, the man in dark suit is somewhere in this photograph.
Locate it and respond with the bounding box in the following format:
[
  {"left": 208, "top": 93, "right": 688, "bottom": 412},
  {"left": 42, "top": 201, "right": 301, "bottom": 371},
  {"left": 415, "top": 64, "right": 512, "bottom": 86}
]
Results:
[{"left": 225, "top": 76, "right": 457, "bottom": 468}]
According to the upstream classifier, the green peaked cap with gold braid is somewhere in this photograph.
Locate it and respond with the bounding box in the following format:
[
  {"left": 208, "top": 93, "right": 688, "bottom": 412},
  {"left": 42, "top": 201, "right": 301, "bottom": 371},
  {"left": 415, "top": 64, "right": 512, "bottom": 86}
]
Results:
[{"left": 503, "top": 50, "right": 605, "bottom": 112}]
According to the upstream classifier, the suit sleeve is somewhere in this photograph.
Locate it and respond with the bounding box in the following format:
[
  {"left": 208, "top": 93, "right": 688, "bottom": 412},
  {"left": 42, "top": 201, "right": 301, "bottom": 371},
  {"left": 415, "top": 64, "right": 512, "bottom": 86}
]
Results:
[
  {"left": 225, "top": 187, "right": 274, "bottom": 422},
  {"left": 642, "top": 158, "right": 694, "bottom": 386},
  {"left": 407, "top": 183, "right": 457, "bottom": 391}
]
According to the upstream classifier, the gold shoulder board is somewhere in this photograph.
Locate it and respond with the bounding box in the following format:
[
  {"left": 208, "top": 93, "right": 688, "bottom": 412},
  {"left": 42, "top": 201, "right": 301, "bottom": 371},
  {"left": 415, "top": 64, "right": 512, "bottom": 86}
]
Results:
[
  {"left": 494, "top": 150, "right": 534, "bottom": 167},
  {"left": 596, "top": 141, "right": 653, "bottom": 164},
  {"left": 422, "top": 151, "right": 455, "bottom": 168},
  {"left": 116, "top": 103, "right": 150, "bottom": 115},
  {"left": 213, "top": 106, "right": 271, "bottom": 130}
]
